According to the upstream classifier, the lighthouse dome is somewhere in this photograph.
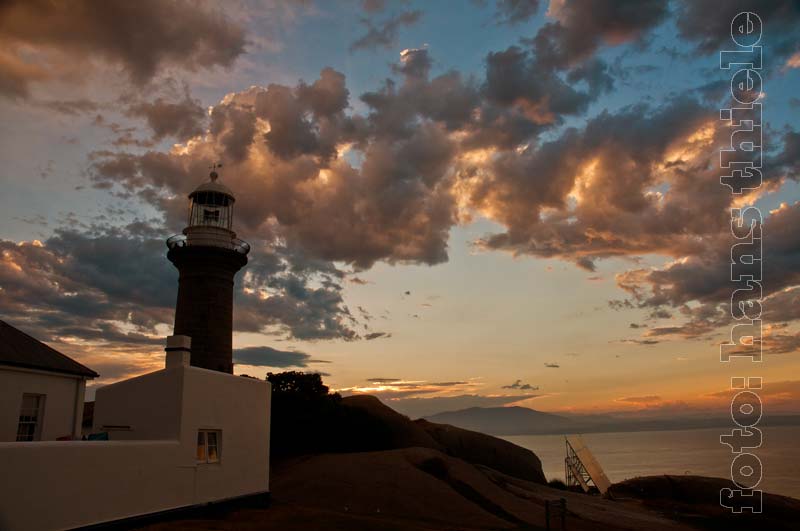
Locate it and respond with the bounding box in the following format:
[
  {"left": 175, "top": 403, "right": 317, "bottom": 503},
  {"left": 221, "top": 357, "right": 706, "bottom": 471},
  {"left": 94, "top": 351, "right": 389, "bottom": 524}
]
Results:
[{"left": 188, "top": 170, "right": 235, "bottom": 202}]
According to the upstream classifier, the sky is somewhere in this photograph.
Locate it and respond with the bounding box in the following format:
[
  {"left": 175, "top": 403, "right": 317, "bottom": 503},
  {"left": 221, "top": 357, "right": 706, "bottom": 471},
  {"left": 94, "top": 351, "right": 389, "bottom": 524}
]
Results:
[{"left": 1, "top": 0, "right": 800, "bottom": 418}]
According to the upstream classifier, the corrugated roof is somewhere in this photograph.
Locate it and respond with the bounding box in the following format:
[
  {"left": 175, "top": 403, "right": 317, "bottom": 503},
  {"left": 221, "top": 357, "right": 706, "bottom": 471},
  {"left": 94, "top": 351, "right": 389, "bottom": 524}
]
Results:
[{"left": 0, "top": 320, "right": 99, "bottom": 378}]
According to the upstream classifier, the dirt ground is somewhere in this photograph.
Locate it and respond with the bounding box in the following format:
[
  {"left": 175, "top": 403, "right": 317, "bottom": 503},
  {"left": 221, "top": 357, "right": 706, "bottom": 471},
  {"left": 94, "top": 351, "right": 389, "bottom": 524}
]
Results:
[{"left": 142, "top": 448, "right": 704, "bottom": 531}]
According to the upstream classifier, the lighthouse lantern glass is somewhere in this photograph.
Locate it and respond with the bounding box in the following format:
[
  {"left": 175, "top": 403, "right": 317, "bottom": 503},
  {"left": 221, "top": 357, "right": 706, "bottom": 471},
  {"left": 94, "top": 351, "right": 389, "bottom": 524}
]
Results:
[{"left": 189, "top": 191, "right": 233, "bottom": 230}]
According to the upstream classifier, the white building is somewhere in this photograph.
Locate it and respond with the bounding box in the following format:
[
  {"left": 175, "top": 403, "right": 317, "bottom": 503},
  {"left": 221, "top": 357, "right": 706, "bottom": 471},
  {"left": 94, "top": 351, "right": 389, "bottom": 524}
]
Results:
[
  {"left": 0, "top": 320, "right": 97, "bottom": 442},
  {"left": 0, "top": 172, "right": 271, "bottom": 530},
  {"left": 0, "top": 334, "right": 272, "bottom": 531}
]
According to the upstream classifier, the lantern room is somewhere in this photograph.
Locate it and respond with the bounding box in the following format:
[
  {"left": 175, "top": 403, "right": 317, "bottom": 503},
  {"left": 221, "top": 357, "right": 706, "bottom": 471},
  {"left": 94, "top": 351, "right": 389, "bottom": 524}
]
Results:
[{"left": 188, "top": 170, "right": 235, "bottom": 230}]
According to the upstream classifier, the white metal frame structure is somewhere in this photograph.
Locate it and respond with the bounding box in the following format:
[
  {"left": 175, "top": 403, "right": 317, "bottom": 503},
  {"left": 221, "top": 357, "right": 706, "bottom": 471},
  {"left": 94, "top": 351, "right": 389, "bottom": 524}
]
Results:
[{"left": 565, "top": 435, "right": 612, "bottom": 495}]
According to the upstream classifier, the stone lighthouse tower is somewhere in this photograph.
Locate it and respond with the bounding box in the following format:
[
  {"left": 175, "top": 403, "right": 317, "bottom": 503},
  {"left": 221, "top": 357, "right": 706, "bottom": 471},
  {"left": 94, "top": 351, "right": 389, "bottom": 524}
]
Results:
[{"left": 166, "top": 168, "right": 250, "bottom": 373}]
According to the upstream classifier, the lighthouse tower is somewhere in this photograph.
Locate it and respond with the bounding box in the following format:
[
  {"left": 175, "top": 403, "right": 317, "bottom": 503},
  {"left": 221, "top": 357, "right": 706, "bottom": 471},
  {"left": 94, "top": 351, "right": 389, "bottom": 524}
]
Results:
[{"left": 166, "top": 168, "right": 250, "bottom": 373}]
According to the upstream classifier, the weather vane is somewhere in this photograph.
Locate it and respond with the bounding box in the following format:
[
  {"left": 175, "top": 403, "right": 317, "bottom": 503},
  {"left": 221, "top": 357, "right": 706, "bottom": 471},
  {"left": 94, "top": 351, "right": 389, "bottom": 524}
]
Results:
[{"left": 209, "top": 162, "right": 223, "bottom": 180}]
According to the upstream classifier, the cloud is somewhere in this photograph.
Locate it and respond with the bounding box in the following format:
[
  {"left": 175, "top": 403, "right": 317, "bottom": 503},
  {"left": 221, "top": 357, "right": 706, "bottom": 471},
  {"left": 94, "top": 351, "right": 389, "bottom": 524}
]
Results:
[
  {"left": 233, "top": 346, "right": 329, "bottom": 368},
  {"left": 360, "top": 0, "right": 387, "bottom": 13},
  {"left": 340, "top": 379, "right": 475, "bottom": 406},
  {"left": 675, "top": 0, "right": 800, "bottom": 60},
  {"left": 0, "top": 229, "right": 176, "bottom": 341},
  {"left": 350, "top": 10, "right": 422, "bottom": 52},
  {"left": 613, "top": 202, "right": 800, "bottom": 339},
  {"left": 0, "top": 219, "right": 376, "bottom": 358},
  {"left": 493, "top": 0, "right": 541, "bottom": 26},
  {"left": 616, "top": 395, "right": 662, "bottom": 404},
  {"left": 37, "top": 98, "right": 100, "bottom": 116},
  {"left": 364, "top": 331, "right": 391, "bottom": 340},
  {"left": 126, "top": 89, "right": 206, "bottom": 142},
  {"left": 12, "top": 29, "right": 800, "bottom": 358},
  {"left": 705, "top": 380, "right": 800, "bottom": 412},
  {"left": 0, "top": 0, "right": 247, "bottom": 98},
  {"left": 530, "top": 0, "right": 669, "bottom": 69},
  {"left": 502, "top": 379, "right": 539, "bottom": 391},
  {"left": 618, "top": 339, "right": 659, "bottom": 346},
  {"left": 90, "top": 65, "right": 460, "bottom": 270}
]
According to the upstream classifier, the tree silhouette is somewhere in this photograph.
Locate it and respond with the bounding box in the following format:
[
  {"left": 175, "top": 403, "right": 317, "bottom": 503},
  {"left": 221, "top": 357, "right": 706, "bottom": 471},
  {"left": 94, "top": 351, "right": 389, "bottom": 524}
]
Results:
[{"left": 267, "top": 371, "right": 392, "bottom": 458}]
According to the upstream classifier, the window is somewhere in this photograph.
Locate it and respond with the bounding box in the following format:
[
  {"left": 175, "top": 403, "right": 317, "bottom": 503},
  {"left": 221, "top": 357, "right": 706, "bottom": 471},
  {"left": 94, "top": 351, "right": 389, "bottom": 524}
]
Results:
[
  {"left": 16, "top": 394, "right": 45, "bottom": 442},
  {"left": 196, "top": 430, "right": 221, "bottom": 463},
  {"left": 202, "top": 209, "right": 220, "bottom": 223}
]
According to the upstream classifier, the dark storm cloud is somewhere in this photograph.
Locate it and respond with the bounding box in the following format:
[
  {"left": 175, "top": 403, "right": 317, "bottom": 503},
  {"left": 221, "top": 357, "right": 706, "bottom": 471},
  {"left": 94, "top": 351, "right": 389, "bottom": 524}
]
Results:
[
  {"left": 233, "top": 346, "right": 329, "bottom": 368},
  {"left": 0, "top": 0, "right": 246, "bottom": 97},
  {"left": 350, "top": 10, "right": 422, "bottom": 52}
]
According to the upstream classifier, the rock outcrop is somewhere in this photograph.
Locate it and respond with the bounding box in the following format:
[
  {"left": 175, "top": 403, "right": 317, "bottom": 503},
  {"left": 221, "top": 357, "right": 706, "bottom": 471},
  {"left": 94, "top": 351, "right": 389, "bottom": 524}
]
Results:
[{"left": 340, "top": 395, "right": 546, "bottom": 484}]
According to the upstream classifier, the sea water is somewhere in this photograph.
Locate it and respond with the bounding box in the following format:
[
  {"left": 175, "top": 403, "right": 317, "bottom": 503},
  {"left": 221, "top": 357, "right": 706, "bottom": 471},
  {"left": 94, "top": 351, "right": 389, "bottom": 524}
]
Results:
[{"left": 502, "top": 425, "right": 800, "bottom": 499}]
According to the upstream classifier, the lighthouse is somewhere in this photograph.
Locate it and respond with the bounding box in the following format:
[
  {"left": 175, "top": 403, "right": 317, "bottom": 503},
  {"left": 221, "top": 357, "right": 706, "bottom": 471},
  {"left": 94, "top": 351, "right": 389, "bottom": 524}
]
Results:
[{"left": 166, "top": 168, "right": 250, "bottom": 373}]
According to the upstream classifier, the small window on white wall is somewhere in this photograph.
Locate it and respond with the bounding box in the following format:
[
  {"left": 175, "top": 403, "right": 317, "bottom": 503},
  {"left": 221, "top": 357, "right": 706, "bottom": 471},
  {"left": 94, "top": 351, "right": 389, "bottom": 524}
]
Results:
[
  {"left": 16, "top": 394, "right": 45, "bottom": 442},
  {"left": 196, "top": 430, "right": 221, "bottom": 463}
]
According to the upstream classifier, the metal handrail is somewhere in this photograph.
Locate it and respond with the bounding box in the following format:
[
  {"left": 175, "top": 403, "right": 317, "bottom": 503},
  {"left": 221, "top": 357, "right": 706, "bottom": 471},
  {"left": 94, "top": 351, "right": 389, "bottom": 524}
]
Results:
[
  {"left": 232, "top": 238, "right": 250, "bottom": 255},
  {"left": 166, "top": 234, "right": 187, "bottom": 249},
  {"left": 166, "top": 234, "right": 250, "bottom": 255}
]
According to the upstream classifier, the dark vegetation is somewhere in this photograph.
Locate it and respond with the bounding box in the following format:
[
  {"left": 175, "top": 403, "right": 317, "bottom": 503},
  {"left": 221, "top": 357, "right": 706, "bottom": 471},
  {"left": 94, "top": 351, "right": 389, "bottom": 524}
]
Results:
[
  {"left": 611, "top": 475, "right": 800, "bottom": 531},
  {"left": 267, "top": 371, "right": 394, "bottom": 458}
]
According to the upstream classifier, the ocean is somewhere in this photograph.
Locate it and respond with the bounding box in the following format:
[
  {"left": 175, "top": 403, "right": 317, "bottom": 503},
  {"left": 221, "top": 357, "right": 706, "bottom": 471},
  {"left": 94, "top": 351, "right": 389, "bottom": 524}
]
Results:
[{"left": 502, "top": 425, "right": 800, "bottom": 500}]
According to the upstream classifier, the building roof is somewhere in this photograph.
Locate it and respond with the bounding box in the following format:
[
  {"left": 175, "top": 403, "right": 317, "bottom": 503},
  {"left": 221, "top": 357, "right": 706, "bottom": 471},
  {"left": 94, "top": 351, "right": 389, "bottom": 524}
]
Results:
[
  {"left": 0, "top": 320, "right": 99, "bottom": 378},
  {"left": 188, "top": 171, "right": 235, "bottom": 200}
]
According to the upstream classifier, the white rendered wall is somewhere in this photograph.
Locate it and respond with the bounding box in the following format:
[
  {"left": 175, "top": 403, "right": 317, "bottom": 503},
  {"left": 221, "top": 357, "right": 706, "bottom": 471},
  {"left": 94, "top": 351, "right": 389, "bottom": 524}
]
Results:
[
  {"left": 182, "top": 368, "right": 271, "bottom": 502},
  {"left": 93, "top": 367, "right": 184, "bottom": 440},
  {"left": 0, "top": 366, "right": 85, "bottom": 441},
  {"left": 0, "top": 365, "right": 271, "bottom": 531},
  {"left": 0, "top": 440, "right": 189, "bottom": 531}
]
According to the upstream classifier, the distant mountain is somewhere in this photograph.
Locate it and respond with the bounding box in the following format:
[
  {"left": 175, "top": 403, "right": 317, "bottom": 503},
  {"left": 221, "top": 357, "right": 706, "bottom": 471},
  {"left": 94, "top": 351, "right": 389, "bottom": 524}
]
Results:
[
  {"left": 425, "top": 406, "right": 578, "bottom": 436},
  {"left": 425, "top": 406, "right": 800, "bottom": 436}
]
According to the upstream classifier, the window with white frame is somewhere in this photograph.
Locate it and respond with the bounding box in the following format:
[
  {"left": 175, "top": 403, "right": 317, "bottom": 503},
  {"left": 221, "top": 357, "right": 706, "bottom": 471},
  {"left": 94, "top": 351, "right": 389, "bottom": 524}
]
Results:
[
  {"left": 16, "top": 394, "right": 45, "bottom": 441},
  {"left": 196, "top": 430, "right": 221, "bottom": 463}
]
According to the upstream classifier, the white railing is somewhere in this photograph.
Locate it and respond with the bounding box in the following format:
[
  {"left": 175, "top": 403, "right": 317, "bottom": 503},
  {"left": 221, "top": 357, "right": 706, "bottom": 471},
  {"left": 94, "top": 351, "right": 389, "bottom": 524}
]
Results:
[{"left": 166, "top": 234, "right": 250, "bottom": 255}]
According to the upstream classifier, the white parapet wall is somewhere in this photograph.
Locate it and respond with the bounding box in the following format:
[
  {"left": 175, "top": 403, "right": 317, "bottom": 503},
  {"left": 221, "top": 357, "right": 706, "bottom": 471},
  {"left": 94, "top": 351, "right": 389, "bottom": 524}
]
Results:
[{"left": 0, "top": 364, "right": 271, "bottom": 531}]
